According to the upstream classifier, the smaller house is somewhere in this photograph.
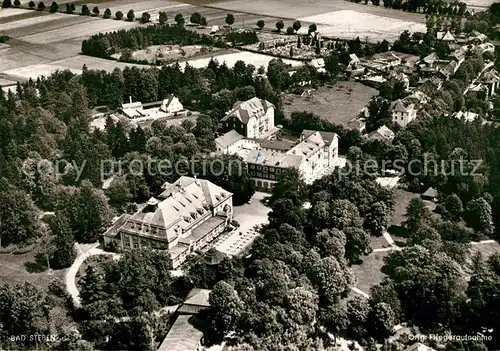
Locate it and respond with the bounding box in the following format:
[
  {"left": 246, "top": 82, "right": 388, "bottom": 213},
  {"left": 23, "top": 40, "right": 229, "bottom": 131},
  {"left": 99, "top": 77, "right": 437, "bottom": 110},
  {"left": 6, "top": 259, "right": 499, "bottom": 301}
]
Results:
[
  {"left": 454, "top": 110, "right": 479, "bottom": 122},
  {"left": 421, "top": 187, "right": 438, "bottom": 201},
  {"left": 121, "top": 98, "right": 145, "bottom": 119},
  {"left": 391, "top": 99, "right": 417, "bottom": 127},
  {"left": 215, "top": 130, "right": 245, "bottom": 154},
  {"left": 210, "top": 25, "right": 219, "bottom": 34},
  {"left": 310, "top": 58, "right": 326, "bottom": 73},
  {"left": 478, "top": 69, "right": 500, "bottom": 97},
  {"left": 347, "top": 53, "right": 360, "bottom": 70},
  {"left": 347, "top": 118, "right": 366, "bottom": 133},
  {"left": 160, "top": 95, "right": 184, "bottom": 114},
  {"left": 177, "top": 288, "right": 211, "bottom": 315},
  {"left": 440, "top": 60, "right": 461, "bottom": 79},
  {"left": 437, "top": 30, "right": 456, "bottom": 43},
  {"left": 475, "top": 43, "right": 495, "bottom": 54},
  {"left": 367, "top": 125, "right": 395, "bottom": 142},
  {"left": 469, "top": 30, "right": 488, "bottom": 44}
]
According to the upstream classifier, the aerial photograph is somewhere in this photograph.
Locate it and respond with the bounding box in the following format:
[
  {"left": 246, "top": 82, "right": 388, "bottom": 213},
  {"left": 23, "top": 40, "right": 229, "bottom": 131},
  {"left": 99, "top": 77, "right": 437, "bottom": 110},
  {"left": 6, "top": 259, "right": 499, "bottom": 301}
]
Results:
[{"left": 0, "top": 0, "right": 499, "bottom": 349}]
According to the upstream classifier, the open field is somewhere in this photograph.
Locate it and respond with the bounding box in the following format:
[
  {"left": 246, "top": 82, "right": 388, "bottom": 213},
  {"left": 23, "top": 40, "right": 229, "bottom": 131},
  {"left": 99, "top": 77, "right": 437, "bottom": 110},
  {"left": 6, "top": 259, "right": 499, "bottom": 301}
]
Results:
[
  {"left": 174, "top": 51, "right": 303, "bottom": 71},
  {"left": 352, "top": 251, "right": 389, "bottom": 294},
  {"left": 299, "top": 10, "right": 426, "bottom": 42},
  {"left": 2, "top": 55, "right": 152, "bottom": 80},
  {"left": 0, "top": 249, "right": 65, "bottom": 290},
  {"left": 282, "top": 81, "right": 377, "bottom": 126}
]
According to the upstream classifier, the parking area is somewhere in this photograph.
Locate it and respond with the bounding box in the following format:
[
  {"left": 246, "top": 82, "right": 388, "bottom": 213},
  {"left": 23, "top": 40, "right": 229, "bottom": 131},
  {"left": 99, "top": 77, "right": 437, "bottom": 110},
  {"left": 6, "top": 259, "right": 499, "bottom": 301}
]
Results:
[{"left": 216, "top": 192, "right": 270, "bottom": 257}]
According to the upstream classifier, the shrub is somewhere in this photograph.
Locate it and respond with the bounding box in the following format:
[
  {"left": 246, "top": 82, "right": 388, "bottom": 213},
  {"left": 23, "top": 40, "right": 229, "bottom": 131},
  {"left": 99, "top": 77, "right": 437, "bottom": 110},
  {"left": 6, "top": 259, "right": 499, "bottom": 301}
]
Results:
[
  {"left": 115, "top": 10, "right": 123, "bottom": 20},
  {"left": 257, "top": 19, "right": 265, "bottom": 29},
  {"left": 49, "top": 1, "right": 58, "bottom": 13},
  {"left": 286, "top": 26, "right": 294, "bottom": 35},
  {"left": 103, "top": 8, "right": 111, "bottom": 18}
]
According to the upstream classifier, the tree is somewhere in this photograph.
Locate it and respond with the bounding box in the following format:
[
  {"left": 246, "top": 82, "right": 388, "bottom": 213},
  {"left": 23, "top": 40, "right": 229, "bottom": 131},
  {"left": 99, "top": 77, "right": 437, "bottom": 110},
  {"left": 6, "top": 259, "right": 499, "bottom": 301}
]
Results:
[
  {"left": 286, "top": 26, "right": 294, "bottom": 35},
  {"left": 207, "top": 281, "right": 243, "bottom": 343},
  {"left": 190, "top": 12, "right": 201, "bottom": 25},
  {"left": 293, "top": 20, "right": 301, "bottom": 32},
  {"left": 13, "top": 0, "right": 20, "bottom": 7},
  {"left": 106, "top": 177, "right": 132, "bottom": 212},
  {"left": 2, "top": 0, "right": 12, "bottom": 7},
  {"left": 199, "top": 16, "right": 207, "bottom": 27},
  {"left": 465, "top": 198, "right": 494, "bottom": 236},
  {"left": 28, "top": 0, "right": 35, "bottom": 8},
  {"left": 69, "top": 180, "right": 112, "bottom": 243},
  {"left": 403, "top": 197, "right": 431, "bottom": 233},
  {"left": 49, "top": 211, "right": 76, "bottom": 269},
  {"left": 308, "top": 23, "right": 317, "bottom": 33},
  {"left": 140, "top": 11, "right": 150, "bottom": 23},
  {"left": 49, "top": 1, "right": 58, "bottom": 13},
  {"left": 266, "top": 58, "right": 290, "bottom": 91},
  {"left": 344, "top": 227, "right": 371, "bottom": 263},
  {"left": 368, "top": 302, "right": 396, "bottom": 341},
  {"left": 65, "top": 3, "right": 73, "bottom": 13},
  {"left": 103, "top": 8, "right": 111, "bottom": 18},
  {"left": 275, "top": 20, "right": 284, "bottom": 32},
  {"left": 174, "top": 13, "right": 184, "bottom": 26},
  {"left": 0, "top": 181, "right": 41, "bottom": 247},
  {"left": 257, "top": 19, "right": 265, "bottom": 29},
  {"left": 80, "top": 4, "right": 89, "bottom": 15},
  {"left": 126, "top": 9, "right": 134, "bottom": 21},
  {"left": 37, "top": 1, "right": 45, "bottom": 10},
  {"left": 115, "top": 10, "right": 123, "bottom": 20},
  {"left": 158, "top": 11, "right": 167, "bottom": 25},
  {"left": 80, "top": 265, "right": 107, "bottom": 305},
  {"left": 443, "top": 193, "right": 463, "bottom": 221},
  {"left": 92, "top": 5, "right": 99, "bottom": 16},
  {"left": 365, "top": 201, "right": 389, "bottom": 235},
  {"left": 225, "top": 13, "right": 234, "bottom": 27}
]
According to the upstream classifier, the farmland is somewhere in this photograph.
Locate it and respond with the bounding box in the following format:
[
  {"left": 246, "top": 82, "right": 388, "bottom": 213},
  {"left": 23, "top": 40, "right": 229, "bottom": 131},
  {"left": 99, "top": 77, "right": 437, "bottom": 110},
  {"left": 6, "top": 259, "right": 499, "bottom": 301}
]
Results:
[
  {"left": 282, "top": 81, "right": 378, "bottom": 127},
  {"left": 0, "top": 0, "right": 432, "bottom": 86}
]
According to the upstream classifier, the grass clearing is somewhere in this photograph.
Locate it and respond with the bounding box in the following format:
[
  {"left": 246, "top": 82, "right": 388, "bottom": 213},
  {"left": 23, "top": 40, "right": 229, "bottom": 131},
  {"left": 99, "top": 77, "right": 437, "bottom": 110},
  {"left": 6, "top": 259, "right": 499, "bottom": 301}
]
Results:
[
  {"left": 282, "top": 81, "right": 377, "bottom": 126},
  {"left": 0, "top": 249, "right": 65, "bottom": 290},
  {"left": 352, "top": 251, "right": 389, "bottom": 294}
]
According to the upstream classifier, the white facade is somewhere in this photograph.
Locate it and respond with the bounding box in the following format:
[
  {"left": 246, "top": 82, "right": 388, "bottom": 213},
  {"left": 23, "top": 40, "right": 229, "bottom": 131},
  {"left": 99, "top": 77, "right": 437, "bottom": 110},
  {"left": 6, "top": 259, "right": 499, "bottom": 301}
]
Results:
[
  {"left": 160, "top": 96, "right": 184, "bottom": 114},
  {"left": 245, "top": 106, "right": 274, "bottom": 139},
  {"left": 391, "top": 99, "right": 417, "bottom": 127}
]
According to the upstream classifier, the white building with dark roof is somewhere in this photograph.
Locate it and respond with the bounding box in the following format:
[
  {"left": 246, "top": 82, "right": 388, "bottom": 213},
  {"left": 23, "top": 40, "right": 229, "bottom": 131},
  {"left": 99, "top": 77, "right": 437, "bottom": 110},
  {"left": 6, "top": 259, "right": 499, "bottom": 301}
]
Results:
[
  {"left": 103, "top": 177, "right": 233, "bottom": 268},
  {"left": 120, "top": 95, "right": 185, "bottom": 120},
  {"left": 391, "top": 99, "right": 417, "bottom": 127},
  {"left": 220, "top": 97, "right": 276, "bottom": 139},
  {"left": 160, "top": 94, "right": 184, "bottom": 114}
]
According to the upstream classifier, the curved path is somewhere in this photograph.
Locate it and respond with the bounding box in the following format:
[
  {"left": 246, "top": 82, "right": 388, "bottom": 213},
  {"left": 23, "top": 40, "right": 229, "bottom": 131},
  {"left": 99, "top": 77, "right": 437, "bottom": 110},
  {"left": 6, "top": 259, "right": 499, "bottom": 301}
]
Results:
[{"left": 65, "top": 243, "right": 120, "bottom": 308}]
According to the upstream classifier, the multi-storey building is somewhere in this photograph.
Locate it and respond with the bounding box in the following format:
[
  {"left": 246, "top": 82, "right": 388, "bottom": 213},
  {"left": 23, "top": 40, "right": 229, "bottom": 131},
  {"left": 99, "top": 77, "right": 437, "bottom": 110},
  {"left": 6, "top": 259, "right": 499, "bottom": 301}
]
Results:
[
  {"left": 242, "top": 130, "right": 339, "bottom": 190},
  {"left": 391, "top": 99, "right": 417, "bottom": 127},
  {"left": 103, "top": 177, "right": 233, "bottom": 268},
  {"left": 220, "top": 97, "right": 276, "bottom": 139}
]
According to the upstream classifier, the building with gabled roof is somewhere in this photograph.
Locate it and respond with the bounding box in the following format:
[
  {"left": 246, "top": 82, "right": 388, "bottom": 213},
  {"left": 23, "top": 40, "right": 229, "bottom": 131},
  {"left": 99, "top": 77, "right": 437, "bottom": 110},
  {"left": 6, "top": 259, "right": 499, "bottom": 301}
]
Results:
[
  {"left": 215, "top": 130, "right": 245, "bottom": 154},
  {"left": 220, "top": 97, "right": 276, "bottom": 139},
  {"left": 437, "top": 30, "right": 456, "bottom": 42},
  {"left": 391, "top": 99, "right": 417, "bottom": 127},
  {"left": 367, "top": 125, "right": 395, "bottom": 142},
  {"left": 103, "top": 176, "right": 233, "bottom": 268},
  {"left": 160, "top": 94, "right": 184, "bottom": 114},
  {"left": 478, "top": 69, "right": 500, "bottom": 97}
]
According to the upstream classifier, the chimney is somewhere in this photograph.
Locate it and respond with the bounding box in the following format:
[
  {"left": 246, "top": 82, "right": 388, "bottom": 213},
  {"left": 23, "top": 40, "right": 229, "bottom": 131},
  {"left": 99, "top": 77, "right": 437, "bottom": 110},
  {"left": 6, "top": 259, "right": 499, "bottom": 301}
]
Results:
[{"left": 129, "top": 96, "right": 132, "bottom": 104}]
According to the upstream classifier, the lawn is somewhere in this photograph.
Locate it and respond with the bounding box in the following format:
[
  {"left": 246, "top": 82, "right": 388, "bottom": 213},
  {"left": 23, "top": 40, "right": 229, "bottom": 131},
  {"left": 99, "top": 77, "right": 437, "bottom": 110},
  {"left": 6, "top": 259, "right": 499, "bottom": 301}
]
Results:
[
  {"left": 352, "top": 251, "right": 389, "bottom": 295},
  {"left": 282, "top": 81, "right": 377, "bottom": 127},
  {"left": 0, "top": 248, "right": 65, "bottom": 290}
]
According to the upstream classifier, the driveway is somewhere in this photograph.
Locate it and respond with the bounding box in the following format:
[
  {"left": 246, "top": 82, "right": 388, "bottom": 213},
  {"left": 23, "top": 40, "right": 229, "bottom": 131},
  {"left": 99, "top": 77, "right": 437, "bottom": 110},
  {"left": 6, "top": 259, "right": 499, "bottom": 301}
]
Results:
[{"left": 215, "top": 191, "right": 270, "bottom": 257}]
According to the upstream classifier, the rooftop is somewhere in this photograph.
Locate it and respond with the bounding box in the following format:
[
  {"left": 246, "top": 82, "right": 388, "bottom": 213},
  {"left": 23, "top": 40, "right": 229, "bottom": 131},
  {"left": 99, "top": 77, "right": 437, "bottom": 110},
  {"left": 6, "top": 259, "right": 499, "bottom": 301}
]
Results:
[
  {"left": 221, "top": 97, "right": 274, "bottom": 124},
  {"left": 157, "top": 315, "right": 204, "bottom": 351},
  {"left": 120, "top": 177, "right": 231, "bottom": 241},
  {"left": 260, "top": 139, "right": 295, "bottom": 151},
  {"left": 242, "top": 149, "right": 304, "bottom": 168},
  {"left": 367, "top": 125, "right": 395, "bottom": 142},
  {"left": 215, "top": 130, "right": 245, "bottom": 148}
]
